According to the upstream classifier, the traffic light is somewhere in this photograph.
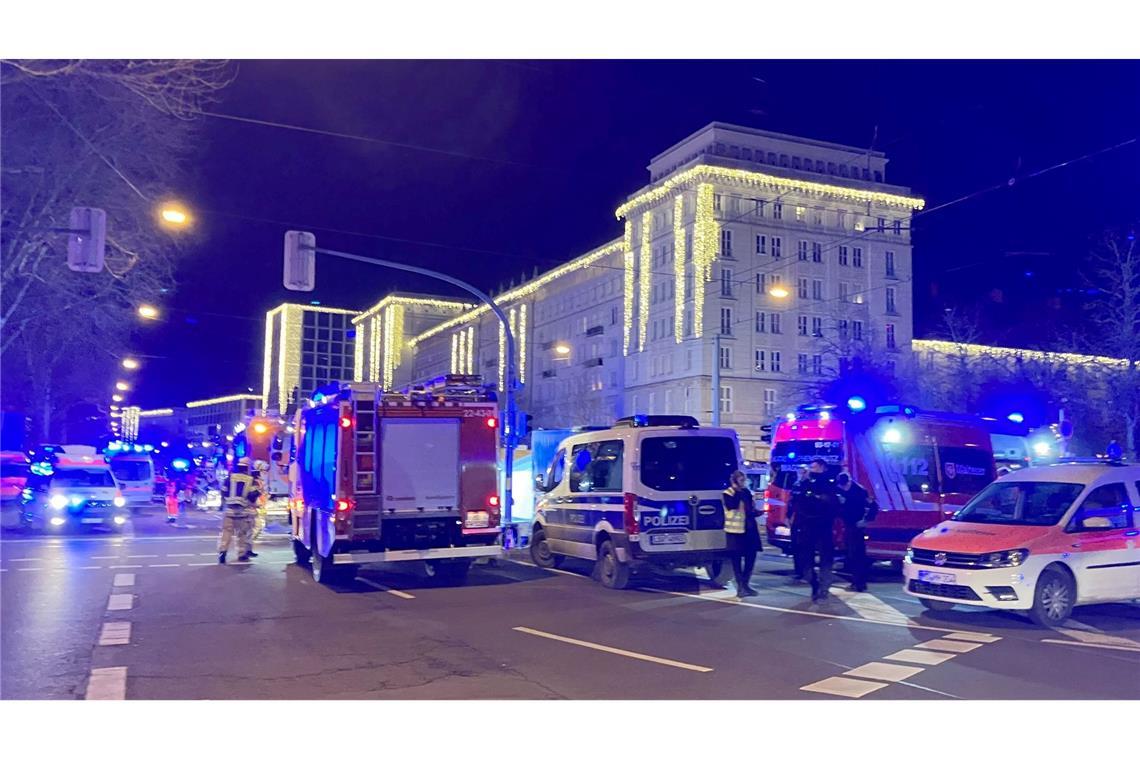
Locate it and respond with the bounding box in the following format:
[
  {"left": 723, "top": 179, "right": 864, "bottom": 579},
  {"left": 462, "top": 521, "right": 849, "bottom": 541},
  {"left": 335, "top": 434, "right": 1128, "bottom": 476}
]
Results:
[
  {"left": 66, "top": 207, "right": 107, "bottom": 273},
  {"left": 283, "top": 230, "right": 316, "bottom": 291},
  {"left": 760, "top": 423, "right": 772, "bottom": 444}
]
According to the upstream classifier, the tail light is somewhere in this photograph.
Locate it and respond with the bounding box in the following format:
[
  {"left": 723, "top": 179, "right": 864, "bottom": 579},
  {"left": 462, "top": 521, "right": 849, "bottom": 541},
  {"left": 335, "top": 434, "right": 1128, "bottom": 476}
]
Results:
[
  {"left": 339, "top": 416, "right": 353, "bottom": 429},
  {"left": 486, "top": 417, "right": 498, "bottom": 429},
  {"left": 488, "top": 494, "right": 500, "bottom": 507},
  {"left": 335, "top": 498, "right": 353, "bottom": 512},
  {"left": 623, "top": 492, "right": 639, "bottom": 535},
  {"left": 762, "top": 486, "right": 773, "bottom": 513}
]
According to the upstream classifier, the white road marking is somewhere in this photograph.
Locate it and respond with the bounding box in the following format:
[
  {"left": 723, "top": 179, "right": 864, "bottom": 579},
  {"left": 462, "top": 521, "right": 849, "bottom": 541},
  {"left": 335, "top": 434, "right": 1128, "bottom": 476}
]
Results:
[
  {"left": 107, "top": 594, "right": 134, "bottom": 611},
  {"left": 1042, "top": 638, "right": 1140, "bottom": 653},
  {"left": 98, "top": 621, "right": 132, "bottom": 646},
  {"left": 1055, "top": 620, "right": 1140, "bottom": 650},
  {"left": 147, "top": 563, "right": 179, "bottom": 568},
  {"left": 826, "top": 586, "right": 913, "bottom": 625},
  {"left": 166, "top": 553, "right": 196, "bottom": 557},
  {"left": 199, "top": 553, "right": 218, "bottom": 556},
  {"left": 17, "top": 568, "right": 38, "bottom": 572},
  {"left": 113, "top": 573, "right": 135, "bottom": 587},
  {"left": 800, "top": 676, "right": 888, "bottom": 698},
  {"left": 357, "top": 577, "right": 416, "bottom": 599},
  {"left": 109, "top": 564, "right": 142, "bottom": 569},
  {"left": 77, "top": 565, "right": 103, "bottom": 570},
  {"left": 7, "top": 558, "right": 40, "bottom": 562},
  {"left": 943, "top": 631, "right": 1002, "bottom": 643},
  {"left": 844, "top": 661, "right": 925, "bottom": 682},
  {"left": 126, "top": 554, "right": 158, "bottom": 559},
  {"left": 85, "top": 667, "right": 127, "bottom": 700},
  {"left": 513, "top": 626, "right": 713, "bottom": 673},
  {"left": 915, "top": 639, "right": 983, "bottom": 653},
  {"left": 186, "top": 562, "right": 216, "bottom": 566},
  {"left": 883, "top": 648, "right": 958, "bottom": 666},
  {"left": 91, "top": 556, "right": 119, "bottom": 560}
]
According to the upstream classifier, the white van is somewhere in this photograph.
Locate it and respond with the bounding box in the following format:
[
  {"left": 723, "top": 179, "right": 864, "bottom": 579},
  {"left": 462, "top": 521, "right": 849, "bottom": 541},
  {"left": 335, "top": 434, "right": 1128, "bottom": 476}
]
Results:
[{"left": 529, "top": 415, "right": 742, "bottom": 589}]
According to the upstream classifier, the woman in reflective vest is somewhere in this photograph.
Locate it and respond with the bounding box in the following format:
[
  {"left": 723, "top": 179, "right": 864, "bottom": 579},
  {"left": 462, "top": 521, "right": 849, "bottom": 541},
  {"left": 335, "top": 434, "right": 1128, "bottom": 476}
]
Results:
[{"left": 723, "top": 470, "right": 762, "bottom": 598}]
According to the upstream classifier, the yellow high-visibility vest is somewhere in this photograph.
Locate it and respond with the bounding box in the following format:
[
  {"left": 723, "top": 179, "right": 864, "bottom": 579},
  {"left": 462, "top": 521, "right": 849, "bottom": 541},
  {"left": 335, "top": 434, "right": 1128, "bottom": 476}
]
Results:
[{"left": 723, "top": 488, "right": 746, "bottom": 534}]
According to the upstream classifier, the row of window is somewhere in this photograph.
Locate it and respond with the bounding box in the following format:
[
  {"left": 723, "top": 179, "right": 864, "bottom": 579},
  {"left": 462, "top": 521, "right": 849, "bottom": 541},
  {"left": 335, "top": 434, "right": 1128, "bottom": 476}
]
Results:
[
  {"left": 722, "top": 230, "right": 900, "bottom": 275},
  {"left": 713, "top": 194, "right": 904, "bottom": 235}
]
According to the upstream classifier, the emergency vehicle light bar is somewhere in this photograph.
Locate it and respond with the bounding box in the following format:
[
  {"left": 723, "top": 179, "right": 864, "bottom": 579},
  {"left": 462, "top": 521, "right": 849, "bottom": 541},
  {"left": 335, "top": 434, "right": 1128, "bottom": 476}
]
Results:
[{"left": 613, "top": 415, "right": 699, "bottom": 429}]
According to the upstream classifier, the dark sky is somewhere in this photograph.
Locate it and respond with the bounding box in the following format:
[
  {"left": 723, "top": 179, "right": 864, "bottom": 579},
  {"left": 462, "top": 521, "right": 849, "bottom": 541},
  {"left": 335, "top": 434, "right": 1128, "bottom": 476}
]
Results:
[{"left": 135, "top": 60, "right": 1140, "bottom": 408}]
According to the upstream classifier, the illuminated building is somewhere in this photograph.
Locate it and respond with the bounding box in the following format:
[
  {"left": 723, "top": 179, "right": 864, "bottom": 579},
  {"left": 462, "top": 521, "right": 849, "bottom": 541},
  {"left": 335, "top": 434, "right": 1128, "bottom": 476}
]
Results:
[
  {"left": 262, "top": 304, "right": 360, "bottom": 414},
  {"left": 352, "top": 294, "right": 472, "bottom": 389},
  {"left": 184, "top": 394, "right": 262, "bottom": 437}
]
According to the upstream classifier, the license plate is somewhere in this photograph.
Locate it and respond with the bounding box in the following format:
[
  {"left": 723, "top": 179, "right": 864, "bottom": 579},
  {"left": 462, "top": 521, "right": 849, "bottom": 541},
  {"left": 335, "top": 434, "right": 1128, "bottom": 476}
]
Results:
[
  {"left": 81, "top": 518, "right": 104, "bottom": 524},
  {"left": 649, "top": 533, "right": 687, "bottom": 546},
  {"left": 774, "top": 525, "right": 791, "bottom": 537},
  {"left": 465, "top": 512, "right": 489, "bottom": 528},
  {"left": 917, "top": 570, "right": 956, "bottom": 584}
]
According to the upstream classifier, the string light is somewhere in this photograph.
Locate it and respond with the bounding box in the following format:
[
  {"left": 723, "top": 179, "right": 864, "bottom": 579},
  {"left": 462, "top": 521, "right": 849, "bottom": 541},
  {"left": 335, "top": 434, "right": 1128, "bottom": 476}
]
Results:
[
  {"left": 691, "top": 183, "right": 718, "bottom": 337},
  {"left": 278, "top": 305, "right": 291, "bottom": 414},
  {"left": 186, "top": 394, "right": 260, "bottom": 408},
  {"left": 509, "top": 308, "right": 517, "bottom": 378},
  {"left": 261, "top": 308, "right": 275, "bottom": 410},
  {"left": 369, "top": 315, "right": 381, "bottom": 383},
  {"left": 354, "top": 325, "right": 365, "bottom": 382},
  {"left": 262, "top": 303, "right": 360, "bottom": 414},
  {"left": 382, "top": 303, "right": 405, "bottom": 390},
  {"left": 622, "top": 221, "right": 634, "bottom": 356},
  {"left": 353, "top": 294, "right": 471, "bottom": 325},
  {"left": 518, "top": 303, "right": 527, "bottom": 379},
  {"left": 498, "top": 320, "right": 505, "bottom": 391},
  {"left": 451, "top": 332, "right": 459, "bottom": 373},
  {"left": 913, "top": 340, "right": 1129, "bottom": 369},
  {"left": 638, "top": 212, "right": 651, "bottom": 352},
  {"left": 673, "top": 194, "right": 685, "bottom": 343},
  {"left": 615, "top": 164, "right": 925, "bottom": 220},
  {"left": 136, "top": 408, "right": 174, "bottom": 417}
]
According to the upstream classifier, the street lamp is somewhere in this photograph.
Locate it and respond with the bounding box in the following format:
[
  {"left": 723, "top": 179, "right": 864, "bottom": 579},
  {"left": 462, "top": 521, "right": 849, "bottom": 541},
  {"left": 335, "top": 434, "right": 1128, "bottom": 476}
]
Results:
[
  {"left": 121, "top": 358, "right": 140, "bottom": 370},
  {"left": 137, "top": 304, "right": 160, "bottom": 320},
  {"left": 112, "top": 394, "right": 124, "bottom": 403},
  {"left": 115, "top": 381, "right": 130, "bottom": 392},
  {"left": 769, "top": 285, "right": 790, "bottom": 298},
  {"left": 158, "top": 202, "right": 191, "bottom": 228},
  {"left": 553, "top": 342, "right": 571, "bottom": 357}
]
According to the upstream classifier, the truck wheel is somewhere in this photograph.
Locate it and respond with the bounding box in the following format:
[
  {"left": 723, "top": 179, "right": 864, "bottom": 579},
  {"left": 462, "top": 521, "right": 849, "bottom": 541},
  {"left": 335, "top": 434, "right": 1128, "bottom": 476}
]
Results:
[
  {"left": 596, "top": 538, "right": 631, "bottom": 590},
  {"left": 425, "top": 559, "right": 472, "bottom": 585},
  {"left": 292, "top": 538, "right": 311, "bottom": 565},
  {"left": 312, "top": 545, "right": 351, "bottom": 586},
  {"left": 920, "top": 598, "right": 955, "bottom": 612},
  {"left": 1029, "top": 566, "right": 1076, "bottom": 627},
  {"left": 529, "top": 527, "right": 564, "bottom": 569}
]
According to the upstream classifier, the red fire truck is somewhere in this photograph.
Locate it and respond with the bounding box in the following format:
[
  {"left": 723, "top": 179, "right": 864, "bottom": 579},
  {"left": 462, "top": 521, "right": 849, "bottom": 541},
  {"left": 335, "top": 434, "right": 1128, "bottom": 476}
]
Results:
[
  {"left": 289, "top": 375, "right": 502, "bottom": 585},
  {"left": 764, "top": 403, "right": 997, "bottom": 562},
  {"left": 232, "top": 412, "right": 291, "bottom": 505}
]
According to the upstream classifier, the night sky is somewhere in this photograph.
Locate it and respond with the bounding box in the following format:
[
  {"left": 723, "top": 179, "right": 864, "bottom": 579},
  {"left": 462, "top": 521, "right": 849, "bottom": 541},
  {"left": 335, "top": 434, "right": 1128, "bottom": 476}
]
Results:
[{"left": 135, "top": 60, "right": 1140, "bottom": 408}]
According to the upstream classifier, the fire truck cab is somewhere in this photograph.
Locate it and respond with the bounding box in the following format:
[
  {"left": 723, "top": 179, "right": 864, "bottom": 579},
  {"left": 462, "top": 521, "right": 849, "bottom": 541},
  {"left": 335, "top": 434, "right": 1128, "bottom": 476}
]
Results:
[
  {"left": 765, "top": 403, "right": 997, "bottom": 562},
  {"left": 290, "top": 375, "right": 503, "bottom": 586}
]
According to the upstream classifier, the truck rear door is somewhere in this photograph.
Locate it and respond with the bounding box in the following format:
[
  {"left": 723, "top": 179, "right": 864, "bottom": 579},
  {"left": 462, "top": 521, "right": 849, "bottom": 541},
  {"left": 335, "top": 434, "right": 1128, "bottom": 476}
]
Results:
[{"left": 380, "top": 418, "right": 460, "bottom": 516}]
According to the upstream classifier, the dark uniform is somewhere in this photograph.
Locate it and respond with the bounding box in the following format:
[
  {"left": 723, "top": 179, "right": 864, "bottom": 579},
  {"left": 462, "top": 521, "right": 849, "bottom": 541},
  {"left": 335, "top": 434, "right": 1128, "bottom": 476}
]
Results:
[
  {"left": 723, "top": 485, "right": 762, "bottom": 596},
  {"left": 787, "top": 475, "right": 809, "bottom": 581},
  {"left": 839, "top": 479, "right": 877, "bottom": 592},
  {"left": 795, "top": 472, "right": 841, "bottom": 601}
]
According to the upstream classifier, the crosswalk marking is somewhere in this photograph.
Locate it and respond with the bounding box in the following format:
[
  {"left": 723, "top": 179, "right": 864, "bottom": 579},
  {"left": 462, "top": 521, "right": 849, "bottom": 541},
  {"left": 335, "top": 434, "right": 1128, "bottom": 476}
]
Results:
[
  {"left": 85, "top": 667, "right": 127, "bottom": 700},
  {"left": 843, "top": 662, "right": 925, "bottom": 682},
  {"left": 883, "top": 648, "right": 958, "bottom": 665},
  {"left": 107, "top": 593, "right": 134, "bottom": 611},
  {"left": 98, "top": 621, "right": 132, "bottom": 646},
  {"left": 800, "top": 676, "right": 888, "bottom": 698},
  {"left": 915, "top": 639, "right": 983, "bottom": 653},
  {"left": 943, "top": 631, "right": 1002, "bottom": 643},
  {"left": 113, "top": 573, "right": 135, "bottom": 587}
]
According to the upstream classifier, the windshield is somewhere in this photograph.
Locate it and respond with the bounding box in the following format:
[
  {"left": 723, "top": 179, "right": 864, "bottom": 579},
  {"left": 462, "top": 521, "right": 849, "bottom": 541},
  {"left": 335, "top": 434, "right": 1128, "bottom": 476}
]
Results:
[
  {"left": 1, "top": 462, "right": 29, "bottom": 478},
  {"left": 770, "top": 440, "right": 842, "bottom": 490},
  {"left": 52, "top": 468, "right": 116, "bottom": 489},
  {"left": 953, "top": 481, "right": 1084, "bottom": 526},
  {"left": 110, "top": 460, "right": 152, "bottom": 482},
  {"left": 640, "top": 436, "right": 737, "bottom": 492}
]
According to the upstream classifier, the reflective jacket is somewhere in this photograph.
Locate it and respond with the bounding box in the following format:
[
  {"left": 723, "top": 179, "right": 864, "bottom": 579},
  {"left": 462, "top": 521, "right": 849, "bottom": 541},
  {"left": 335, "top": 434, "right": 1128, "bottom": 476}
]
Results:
[
  {"left": 225, "top": 472, "right": 257, "bottom": 512},
  {"left": 723, "top": 487, "right": 748, "bottom": 534}
]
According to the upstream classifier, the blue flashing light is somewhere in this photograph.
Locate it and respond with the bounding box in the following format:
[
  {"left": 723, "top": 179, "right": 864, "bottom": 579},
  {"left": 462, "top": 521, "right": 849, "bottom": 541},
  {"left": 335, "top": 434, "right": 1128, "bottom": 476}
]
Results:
[
  {"left": 788, "top": 451, "right": 797, "bottom": 460},
  {"left": 846, "top": 396, "right": 867, "bottom": 413},
  {"left": 143, "top": 444, "right": 154, "bottom": 452},
  {"left": 633, "top": 414, "right": 648, "bottom": 427},
  {"left": 133, "top": 444, "right": 143, "bottom": 453},
  {"left": 108, "top": 442, "right": 122, "bottom": 451},
  {"left": 312, "top": 392, "right": 325, "bottom": 404},
  {"left": 1007, "top": 412, "right": 1025, "bottom": 424},
  {"left": 171, "top": 458, "right": 190, "bottom": 471}
]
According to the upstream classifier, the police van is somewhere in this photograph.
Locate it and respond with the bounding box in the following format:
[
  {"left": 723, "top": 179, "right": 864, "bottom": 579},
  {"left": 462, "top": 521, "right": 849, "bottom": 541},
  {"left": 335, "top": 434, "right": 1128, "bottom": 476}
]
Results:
[{"left": 529, "top": 415, "right": 741, "bottom": 589}]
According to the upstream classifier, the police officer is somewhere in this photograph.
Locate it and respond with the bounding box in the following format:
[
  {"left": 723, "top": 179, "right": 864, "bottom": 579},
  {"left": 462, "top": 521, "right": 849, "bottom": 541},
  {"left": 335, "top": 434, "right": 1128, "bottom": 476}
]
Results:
[
  {"left": 796, "top": 458, "right": 841, "bottom": 602},
  {"left": 787, "top": 465, "right": 810, "bottom": 583},
  {"left": 218, "top": 458, "right": 259, "bottom": 564},
  {"left": 836, "top": 471, "right": 877, "bottom": 593},
  {"left": 250, "top": 461, "right": 270, "bottom": 547},
  {"left": 723, "top": 470, "right": 761, "bottom": 598}
]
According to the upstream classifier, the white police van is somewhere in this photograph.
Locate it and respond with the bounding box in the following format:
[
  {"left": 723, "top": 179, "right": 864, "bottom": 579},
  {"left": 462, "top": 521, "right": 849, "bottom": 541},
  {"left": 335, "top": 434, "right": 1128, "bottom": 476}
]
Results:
[{"left": 529, "top": 415, "right": 741, "bottom": 589}]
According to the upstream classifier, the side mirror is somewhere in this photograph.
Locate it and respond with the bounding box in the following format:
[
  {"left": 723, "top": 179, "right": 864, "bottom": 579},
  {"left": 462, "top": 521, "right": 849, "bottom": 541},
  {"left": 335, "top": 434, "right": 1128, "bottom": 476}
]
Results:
[
  {"left": 1080, "top": 515, "right": 1114, "bottom": 530},
  {"left": 534, "top": 473, "right": 548, "bottom": 493}
]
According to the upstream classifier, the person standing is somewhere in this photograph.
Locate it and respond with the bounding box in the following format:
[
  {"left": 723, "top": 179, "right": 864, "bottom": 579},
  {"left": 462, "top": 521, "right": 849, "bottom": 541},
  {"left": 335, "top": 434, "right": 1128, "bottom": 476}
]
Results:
[
  {"left": 723, "top": 470, "right": 762, "bottom": 597},
  {"left": 1106, "top": 439, "right": 1123, "bottom": 461},
  {"left": 796, "top": 458, "right": 841, "bottom": 602},
  {"left": 164, "top": 476, "right": 179, "bottom": 525},
  {"left": 218, "top": 458, "right": 259, "bottom": 564},
  {"left": 836, "top": 471, "right": 876, "bottom": 592},
  {"left": 787, "top": 465, "right": 810, "bottom": 583}
]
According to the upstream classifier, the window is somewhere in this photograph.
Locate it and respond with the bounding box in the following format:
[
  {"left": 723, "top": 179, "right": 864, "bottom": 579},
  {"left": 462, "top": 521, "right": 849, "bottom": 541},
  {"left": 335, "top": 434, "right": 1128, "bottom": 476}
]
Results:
[
  {"left": 720, "top": 307, "right": 733, "bottom": 335},
  {"left": 839, "top": 245, "right": 849, "bottom": 266},
  {"left": 755, "top": 234, "right": 766, "bottom": 255},
  {"left": 771, "top": 236, "right": 783, "bottom": 258},
  {"left": 754, "top": 200, "right": 766, "bottom": 218},
  {"left": 812, "top": 354, "right": 823, "bottom": 375},
  {"left": 1069, "top": 483, "right": 1132, "bottom": 530},
  {"left": 544, "top": 449, "right": 566, "bottom": 490},
  {"left": 894, "top": 220, "right": 902, "bottom": 236},
  {"left": 797, "top": 240, "right": 809, "bottom": 261},
  {"left": 755, "top": 312, "right": 766, "bottom": 333},
  {"left": 720, "top": 228, "right": 733, "bottom": 257},
  {"left": 812, "top": 279, "right": 823, "bottom": 300},
  {"left": 721, "top": 268, "right": 734, "bottom": 297},
  {"left": 837, "top": 209, "right": 847, "bottom": 229},
  {"left": 812, "top": 242, "right": 823, "bottom": 262},
  {"left": 811, "top": 316, "right": 823, "bottom": 337},
  {"left": 719, "top": 386, "right": 733, "bottom": 414},
  {"left": 771, "top": 351, "right": 782, "bottom": 372},
  {"left": 756, "top": 273, "right": 766, "bottom": 294},
  {"left": 798, "top": 278, "right": 808, "bottom": 299},
  {"left": 886, "top": 287, "right": 897, "bottom": 314},
  {"left": 773, "top": 202, "right": 783, "bottom": 220},
  {"left": 771, "top": 313, "right": 782, "bottom": 334},
  {"left": 839, "top": 282, "right": 850, "bottom": 302},
  {"left": 764, "top": 389, "right": 777, "bottom": 415},
  {"left": 795, "top": 206, "right": 806, "bottom": 222},
  {"left": 713, "top": 194, "right": 723, "bottom": 212},
  {"left": 885, "top": 250, "right": 896, "bottom": 277},
  {"left": 569, "top": 440, "right": 624, "bottom": 493},
  {"left": 797, "top": 315, "right": 808, "bottom": 336},
  {"left": 719, "top": 345, "right": 732, "bottom": 369},
  {"left": 641, "top": 436, "right": 737, "bottom": 491},
  {"left": 797, "top": 353, "right": 808, "bottom": 374},
  {"left": 954, "top": 481, "right": 1084, "bottom": 526},
  {"left": 877, "top": 217, "right": 886, "bottom": 233},
  {"left": 755, "top": 349, "right": 766, "bottom": 371},
  {"left": 837, "top": 319, "right": 849, "bottom": 340},
  {"left": 886, "top": 323, "right": 897, "bottom": 349},
  {"left": 812, "top": 208, "right": 824, "bottom": 226},
  {"left": 852, "top": 320, "right": 864, "bottom": 341},
  {"left": 853, "top": 247, "right": 864, "bottom": 268}
]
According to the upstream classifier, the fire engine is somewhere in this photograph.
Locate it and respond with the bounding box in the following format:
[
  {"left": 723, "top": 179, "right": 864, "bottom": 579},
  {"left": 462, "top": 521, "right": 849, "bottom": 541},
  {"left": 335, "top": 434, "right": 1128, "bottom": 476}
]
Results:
[
  {"left": 289, "top": 374, "right": 502, "bottom": 585},
  {"left": 765, "top": 403, "right": 997, "bottom": 562},
  {"left": 232, "top": 412, "right": 291, "bottom": 506}
]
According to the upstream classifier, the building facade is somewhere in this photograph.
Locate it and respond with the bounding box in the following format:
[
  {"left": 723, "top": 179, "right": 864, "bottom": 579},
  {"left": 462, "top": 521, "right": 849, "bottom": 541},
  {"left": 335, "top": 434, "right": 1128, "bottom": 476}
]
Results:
[
  {"left": 262, "top": 303, "right": 360, "bottom": 415},
  {"left": 184, "top": 393, "right": 262, "bottom": 438},
  {"left": 352, "top": 294, "right": 472, "bottom": 389}
]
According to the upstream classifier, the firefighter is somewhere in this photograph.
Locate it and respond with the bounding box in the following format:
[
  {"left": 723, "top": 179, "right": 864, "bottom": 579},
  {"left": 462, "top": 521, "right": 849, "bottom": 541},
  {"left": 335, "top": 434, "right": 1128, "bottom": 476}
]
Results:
[
  {"left": 164, "top": 476, "right": 180, "bottom": 525},
  {"left": 836, "top": 471, "right": 877, "bottom": 593},
  {"left": 795, "top": 458, "right": 841, "bottom": 602},
  {"left": 218, "top": 458, "right": 258, "bottom": 564},
  {"left": 787, "top": 464, "right": 810, "bottom": 583},
  {"left": 723, "top": 470, "right": 761, "bottom": 598},
  {"left": 250, "top": 460, "right": 270, "bottom": 549}
]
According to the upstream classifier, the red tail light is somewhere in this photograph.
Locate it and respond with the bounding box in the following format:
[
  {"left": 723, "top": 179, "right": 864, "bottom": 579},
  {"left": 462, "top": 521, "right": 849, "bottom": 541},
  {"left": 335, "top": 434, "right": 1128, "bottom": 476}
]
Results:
[
  {"left": 339, "top": 416, "right": 353, "bottom": 429},
  {"left": 335, "top": 498, "right": 353, "bottom": 512},
  {"left": 762, "top": 486, "right": 773, "bottom": 513},
  {"left": 488, "top": 494, "right": 499, "bottom": 507},
  {"left": 623, "top": 492, "right": 639, "bottom": 535},
  {"left": 486, "top": 417, "right": 497, "bottom": 429}
]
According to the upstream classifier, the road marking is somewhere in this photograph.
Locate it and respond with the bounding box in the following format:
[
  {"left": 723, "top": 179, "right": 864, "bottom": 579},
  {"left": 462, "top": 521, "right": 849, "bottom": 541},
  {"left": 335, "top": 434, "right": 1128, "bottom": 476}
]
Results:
[
  {"left": 357, "top": 577, "right": 416, "bottom": 599},
  {"left": 513, "top": 626, "right": 713, "bottom": 673},
  {"left": 107, "top": 594, "right": 134, "bottom": 611},
  {"left": 77, "top": 565, "right": 103, "bottom": 570},
  {"left": 187, "top": 562, "right": 216, "bottom": 566},
  {"left": 98, "top": 621, "right": 132, "bottom": 646},
  {"left": 800, "top": 676, "right": 888, "bottom": 698},
  {"left": 915, "top": 639, "right": 982, "bottom": 653},
  {"left": 85, "top": 667, "right": 127, "bottom": 700},
  {"left": 109, "top": 564, "right": 143, "bottom": 569},
  {"left": 166, "top": 553, "right": 196, "bottom": 557},
  {"left": 1042, "top": 638, "right": 1140, "bottom": 653},
  {"left": 199, "top": 553, "right": 218, "bottom": 556},
  {"left": 113, "top": 573, "right": 135, "bottom": 587},
  {"left": 943, "top": 631, "right": 1002, "bottom": 643},
  {"left": 126, "top": 554, "right": 158, "bottom": 559},
  {"left": 1055, "top": 622, "right": 1140, "bottom": 650},
  {"left": 17, "top": 568, "right": 38, "bottom": 572},
  {"left": 8, "top": 557, "right": 40, "bottom": 562},
  {"left": 147, "top": 563, "right": 179, "bottom": 568},
  {"left": 883, "top": 648, "right": 958, "bottom": 666},
  {"left": 844, "top": 662, "right": 925, "bottom": 682},
  {"left": 91, "top": 556, "right": 119, "bottom": 560}
]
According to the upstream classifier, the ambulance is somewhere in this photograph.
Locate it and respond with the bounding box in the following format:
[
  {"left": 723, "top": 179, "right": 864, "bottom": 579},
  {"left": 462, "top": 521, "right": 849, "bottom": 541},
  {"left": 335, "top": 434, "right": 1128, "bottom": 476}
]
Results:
[
  {"left": 19, "top": 446, "right": 130, "bottom": 532},
  {"left": 905, "top": 462, "right": 1140, "bottom": 625}
]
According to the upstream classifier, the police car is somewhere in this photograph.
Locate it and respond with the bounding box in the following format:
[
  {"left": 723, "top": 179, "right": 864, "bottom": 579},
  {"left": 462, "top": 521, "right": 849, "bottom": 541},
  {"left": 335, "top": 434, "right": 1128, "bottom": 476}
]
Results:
[
  {"left": 529, "top": 415, "right": 741, "bottom": 589},
  {"left": 19, "top": 446, "right": 130, "bottom": 532}
]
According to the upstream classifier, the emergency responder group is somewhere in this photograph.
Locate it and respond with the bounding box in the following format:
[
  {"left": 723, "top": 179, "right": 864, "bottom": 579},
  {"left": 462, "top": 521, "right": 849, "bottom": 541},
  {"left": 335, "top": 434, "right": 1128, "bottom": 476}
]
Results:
[
  {"left": 217, "top": 457, "right": 267, "bottom": 563},
  {"left": 722, "top": 459, "right": 876, "bottom": 601}
]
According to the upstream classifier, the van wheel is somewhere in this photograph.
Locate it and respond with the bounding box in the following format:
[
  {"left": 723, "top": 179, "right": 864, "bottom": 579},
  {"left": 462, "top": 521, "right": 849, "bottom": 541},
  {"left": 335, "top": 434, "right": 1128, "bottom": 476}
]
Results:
[
  {"left": 1029, "top": 567, "right": 1075, "bottom": 626},
  {"left": 920, "top": 598, "right": 955, "bottom": 612},
  {"left": 425, "top": 559, "right": 472, "bottom": 585},
  {"left": 292, "top": 538, "right": 311, "bottom": 565},
  {"left": 596, "top": 539, "right": 631, "bottom": 590},
  {"left": 530, "top": 527, "right": 563, "bottom": 569},
  {"left": 704, "top": 561, "right": 728, "bottom": 587}
]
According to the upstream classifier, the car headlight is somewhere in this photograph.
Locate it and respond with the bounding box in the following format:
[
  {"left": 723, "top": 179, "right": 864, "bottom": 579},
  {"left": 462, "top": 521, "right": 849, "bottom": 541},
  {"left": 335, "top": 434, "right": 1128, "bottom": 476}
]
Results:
[
  {"left": 49, "top": 494, "right": 68, "bottom": 510},
  {"left": 979, "top": 549, "right": 1029, "bottom": 568},
  {"left": 904, "top": 547, "right": 914, "bottom": 564},
  {"left": 113, "top": 496, "right": 127, "bottom": 508}
]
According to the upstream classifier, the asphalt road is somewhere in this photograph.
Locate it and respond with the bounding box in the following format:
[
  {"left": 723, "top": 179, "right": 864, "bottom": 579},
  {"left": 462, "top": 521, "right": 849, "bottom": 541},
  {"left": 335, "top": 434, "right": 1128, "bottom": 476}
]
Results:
[{"left": 3, "top": 507, "right": 1139, "bottom": 700}]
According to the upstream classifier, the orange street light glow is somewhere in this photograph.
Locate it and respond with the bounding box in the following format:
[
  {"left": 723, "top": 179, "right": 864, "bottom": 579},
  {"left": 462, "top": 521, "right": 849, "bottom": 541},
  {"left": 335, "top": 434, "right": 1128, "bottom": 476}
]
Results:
[
  {"left": 138, "top": 305, "right": 160, "bottom": 320},
  {"left": 115, "top": 381, "right": 130, "bottom": 391},
  {"left": 769, "top": 286, "right": 790, "bottom": 298},
  {"left": 121, "top": 358, "right": 140, "bottom": 370}
]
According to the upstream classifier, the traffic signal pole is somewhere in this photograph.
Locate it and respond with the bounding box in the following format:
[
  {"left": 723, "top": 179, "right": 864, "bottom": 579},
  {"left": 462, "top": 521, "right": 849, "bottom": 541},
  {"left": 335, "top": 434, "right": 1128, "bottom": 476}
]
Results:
[{"left": 295, "top": 244, "right": 522, "bottom": 547}]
